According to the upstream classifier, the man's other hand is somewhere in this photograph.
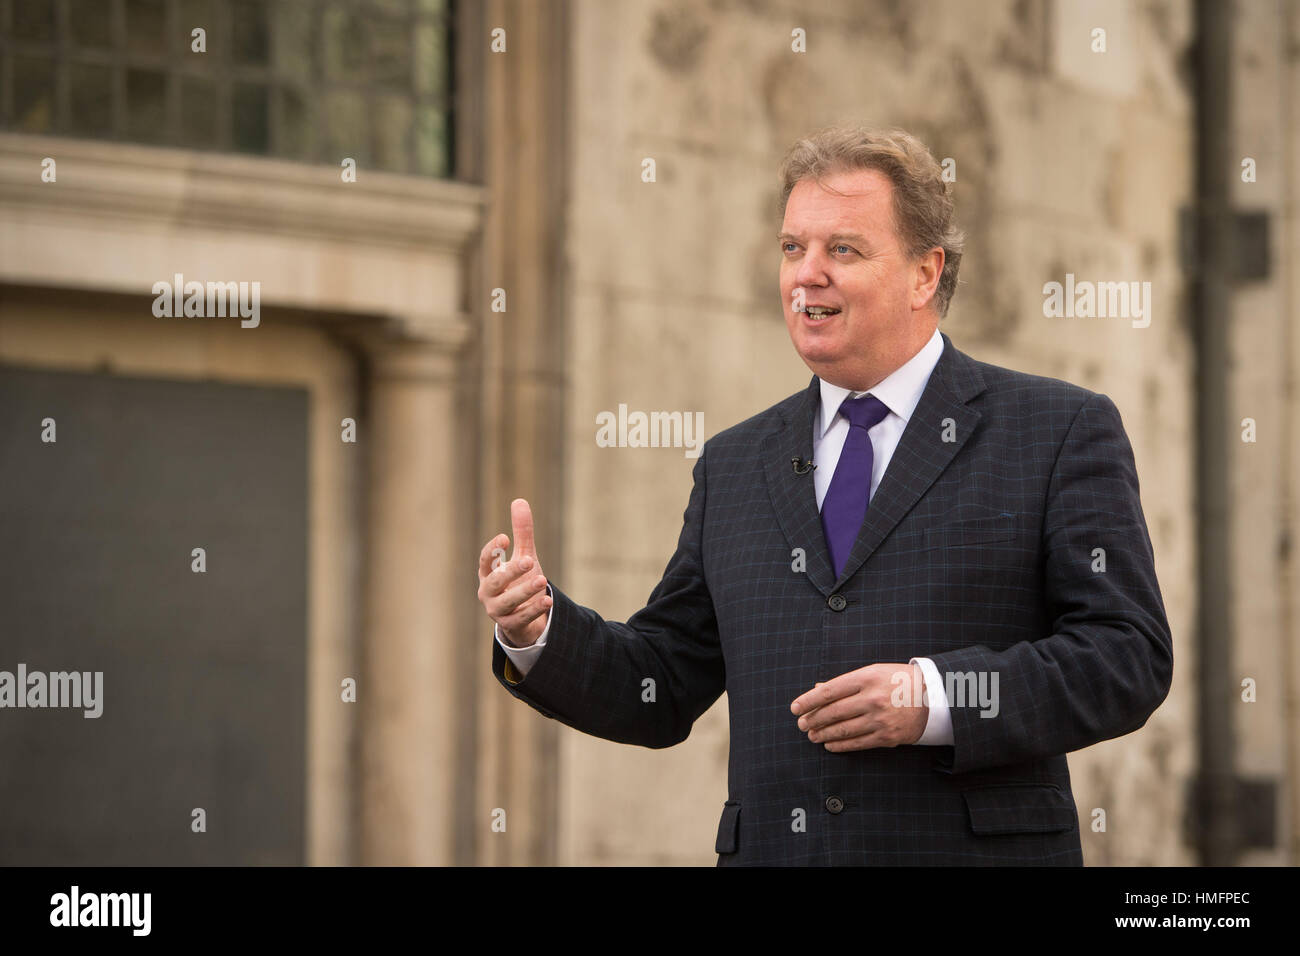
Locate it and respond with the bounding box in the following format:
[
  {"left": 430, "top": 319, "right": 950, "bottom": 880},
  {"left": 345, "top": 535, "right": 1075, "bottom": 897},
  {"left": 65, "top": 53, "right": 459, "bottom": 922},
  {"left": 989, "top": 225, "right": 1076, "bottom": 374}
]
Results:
[
  {"left": 790, "top": 663, "right": 929, "bottom": 751},
  {"left": 477, "top": 498, "right": 552, "bottom": 648}
]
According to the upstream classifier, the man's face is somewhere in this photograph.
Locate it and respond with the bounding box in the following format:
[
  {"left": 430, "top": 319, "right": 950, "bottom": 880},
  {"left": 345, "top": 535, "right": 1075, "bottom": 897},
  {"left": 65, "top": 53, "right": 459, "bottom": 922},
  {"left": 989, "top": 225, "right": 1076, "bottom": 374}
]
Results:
[{"left": 778, "top": 166, "right": 938, "bottom": 390}]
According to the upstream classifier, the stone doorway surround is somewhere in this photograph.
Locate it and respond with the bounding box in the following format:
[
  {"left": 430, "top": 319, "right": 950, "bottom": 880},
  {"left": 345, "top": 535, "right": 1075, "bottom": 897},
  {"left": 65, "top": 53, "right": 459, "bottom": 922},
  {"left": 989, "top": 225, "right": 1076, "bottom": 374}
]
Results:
[{"left": 0, "top": 130, "right": 482, "bottom": 865}]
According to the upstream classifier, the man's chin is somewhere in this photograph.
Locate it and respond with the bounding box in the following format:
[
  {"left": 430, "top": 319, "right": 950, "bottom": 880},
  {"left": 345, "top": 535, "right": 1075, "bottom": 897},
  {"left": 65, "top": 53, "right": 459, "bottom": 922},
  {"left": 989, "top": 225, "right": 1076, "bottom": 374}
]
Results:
[
  {"left": 791, "top": 339, "right": 842, "bottom": 372},
  {"left": 797, "top": 354, "right": 843, "bottom": 382}
]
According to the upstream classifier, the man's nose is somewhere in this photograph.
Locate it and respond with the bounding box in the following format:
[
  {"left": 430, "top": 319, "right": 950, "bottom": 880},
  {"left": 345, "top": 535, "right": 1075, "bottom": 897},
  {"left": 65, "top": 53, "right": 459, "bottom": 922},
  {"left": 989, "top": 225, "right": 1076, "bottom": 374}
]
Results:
[{"left": 793, "top": 247, "right": 830, "bottom": 287}]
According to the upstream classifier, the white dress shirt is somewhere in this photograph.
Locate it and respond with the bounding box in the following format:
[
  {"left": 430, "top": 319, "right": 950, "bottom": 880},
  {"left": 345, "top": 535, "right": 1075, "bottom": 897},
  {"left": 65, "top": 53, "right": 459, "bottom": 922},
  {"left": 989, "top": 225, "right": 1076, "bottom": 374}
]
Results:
[{"left": 496, "top": 325, "right": 953, "bottom": 746}]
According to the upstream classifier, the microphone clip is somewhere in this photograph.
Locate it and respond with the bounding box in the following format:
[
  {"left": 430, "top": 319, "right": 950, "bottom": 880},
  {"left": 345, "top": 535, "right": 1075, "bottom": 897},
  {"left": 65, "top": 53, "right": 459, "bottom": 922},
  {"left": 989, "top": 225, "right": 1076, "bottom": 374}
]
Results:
[{"left": 791, "top": 457, "right": 815, "bottom": 475}]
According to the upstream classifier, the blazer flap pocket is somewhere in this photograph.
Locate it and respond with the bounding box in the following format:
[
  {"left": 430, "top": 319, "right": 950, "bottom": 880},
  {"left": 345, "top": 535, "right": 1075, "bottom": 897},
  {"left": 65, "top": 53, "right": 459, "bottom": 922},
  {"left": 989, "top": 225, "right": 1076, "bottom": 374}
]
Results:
[
  {"left": 925, "top": 514, "right": 1020, "bottom": 548},
  {"left": 714, "top": 800, "right": 741, "bottom": 854},
  {"left": 962, "top": 785, "right": 1075, "bottom": 835}
]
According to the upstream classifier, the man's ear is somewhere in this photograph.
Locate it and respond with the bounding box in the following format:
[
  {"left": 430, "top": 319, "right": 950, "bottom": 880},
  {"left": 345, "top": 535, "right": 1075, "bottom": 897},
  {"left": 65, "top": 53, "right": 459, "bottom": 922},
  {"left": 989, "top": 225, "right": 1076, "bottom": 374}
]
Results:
[{"left": 911, "top": 247, "right": 944, "bottom": 312}]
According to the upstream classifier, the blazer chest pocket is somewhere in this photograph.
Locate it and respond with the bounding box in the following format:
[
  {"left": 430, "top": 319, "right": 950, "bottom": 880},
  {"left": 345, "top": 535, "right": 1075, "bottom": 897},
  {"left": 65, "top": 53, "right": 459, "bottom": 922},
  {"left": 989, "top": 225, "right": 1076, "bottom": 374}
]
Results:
[
  {"left": 962, "top": 784, "right": 1076, "bottom": 835},
  {"left": 715, "top": 800, "right": 741, "bottom": 854},
  {"left": 924, "top": 514, "right": 1020, "bottom": 550}
]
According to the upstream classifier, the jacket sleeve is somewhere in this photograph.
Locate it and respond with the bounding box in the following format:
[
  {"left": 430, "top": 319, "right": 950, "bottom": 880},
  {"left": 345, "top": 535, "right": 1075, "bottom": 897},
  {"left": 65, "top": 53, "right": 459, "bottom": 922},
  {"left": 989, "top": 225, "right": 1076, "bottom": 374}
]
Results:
[
  {"left": 926, "top": 392, "right": 1174, "bottom": 774},
  {"left": 490, "top": 447, "right": 725, "bottom": 749}
]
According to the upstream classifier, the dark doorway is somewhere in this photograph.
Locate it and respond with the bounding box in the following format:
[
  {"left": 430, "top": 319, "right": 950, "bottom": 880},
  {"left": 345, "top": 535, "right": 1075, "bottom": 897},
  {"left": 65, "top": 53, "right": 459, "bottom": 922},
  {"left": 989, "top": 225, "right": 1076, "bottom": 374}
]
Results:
[{"left": 0, "top": 364, "right": 307, "bottom": 864}]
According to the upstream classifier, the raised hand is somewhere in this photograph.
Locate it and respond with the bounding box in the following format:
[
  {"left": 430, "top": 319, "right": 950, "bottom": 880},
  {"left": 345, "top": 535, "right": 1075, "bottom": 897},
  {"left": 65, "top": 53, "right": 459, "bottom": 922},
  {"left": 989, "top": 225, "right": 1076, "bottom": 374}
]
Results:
[{"left": 476, "top": 498, "right": 552, "bottom": 647}]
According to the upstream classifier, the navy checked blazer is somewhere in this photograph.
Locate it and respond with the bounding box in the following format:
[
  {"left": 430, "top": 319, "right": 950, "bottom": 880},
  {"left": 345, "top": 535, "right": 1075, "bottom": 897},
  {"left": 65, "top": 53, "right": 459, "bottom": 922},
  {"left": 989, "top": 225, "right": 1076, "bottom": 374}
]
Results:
[{"left": 491, "top": 331, "right": 1174, "bottom": 865}]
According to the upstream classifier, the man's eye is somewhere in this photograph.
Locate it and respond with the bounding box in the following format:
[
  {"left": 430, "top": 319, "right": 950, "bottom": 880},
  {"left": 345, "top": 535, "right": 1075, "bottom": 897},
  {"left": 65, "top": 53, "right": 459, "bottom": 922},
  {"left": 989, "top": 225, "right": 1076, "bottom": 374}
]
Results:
[
  {"left": 834, "top": 244, "right": 853, "bottom": 255},
  {"left": 782, "top": 242, "right": 798, "bottom": 253}
]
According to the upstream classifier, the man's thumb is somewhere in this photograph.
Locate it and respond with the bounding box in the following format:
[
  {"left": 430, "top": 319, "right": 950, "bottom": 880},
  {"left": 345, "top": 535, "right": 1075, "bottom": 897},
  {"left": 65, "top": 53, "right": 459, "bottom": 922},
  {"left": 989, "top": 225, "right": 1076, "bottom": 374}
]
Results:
[{"left": 511, "top": 498, "right": 537, "bottom": 558}]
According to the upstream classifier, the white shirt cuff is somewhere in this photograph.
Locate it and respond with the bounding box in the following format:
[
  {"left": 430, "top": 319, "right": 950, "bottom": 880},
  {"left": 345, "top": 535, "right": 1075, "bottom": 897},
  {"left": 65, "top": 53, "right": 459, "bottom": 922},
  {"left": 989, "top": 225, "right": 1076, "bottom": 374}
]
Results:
[{"left": 909, "top": 656, "right": 954, "bottom": 746}]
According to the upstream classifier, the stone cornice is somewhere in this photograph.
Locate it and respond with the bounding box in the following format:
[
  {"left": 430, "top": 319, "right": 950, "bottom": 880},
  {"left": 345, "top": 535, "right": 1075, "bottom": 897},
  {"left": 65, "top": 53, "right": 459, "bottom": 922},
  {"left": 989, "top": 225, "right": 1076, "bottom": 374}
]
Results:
[{"left": 0, "top": 133, "right": 485, "bottom": 251}]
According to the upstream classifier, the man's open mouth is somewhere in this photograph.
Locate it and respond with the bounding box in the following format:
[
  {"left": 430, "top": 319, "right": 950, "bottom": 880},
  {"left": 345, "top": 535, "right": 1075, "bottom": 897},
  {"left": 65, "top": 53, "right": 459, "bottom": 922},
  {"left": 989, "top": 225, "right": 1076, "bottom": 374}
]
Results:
[{"left": 800, "top": 306, "right": 841, "bottom": 317}]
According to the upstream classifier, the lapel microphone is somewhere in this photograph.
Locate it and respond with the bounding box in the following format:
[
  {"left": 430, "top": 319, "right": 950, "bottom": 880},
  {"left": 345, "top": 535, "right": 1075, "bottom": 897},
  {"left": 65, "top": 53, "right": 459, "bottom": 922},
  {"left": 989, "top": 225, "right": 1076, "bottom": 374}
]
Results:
[{"left": 791, "top": 457, "right": 815, "bottom": 475}]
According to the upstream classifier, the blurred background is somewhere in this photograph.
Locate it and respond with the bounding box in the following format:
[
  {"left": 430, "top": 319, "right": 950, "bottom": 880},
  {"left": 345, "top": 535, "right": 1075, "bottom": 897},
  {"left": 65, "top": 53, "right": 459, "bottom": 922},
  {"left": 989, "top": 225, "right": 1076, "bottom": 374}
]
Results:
[{"left": 0, "top": 0, "right": 1296, "bottom": 866}]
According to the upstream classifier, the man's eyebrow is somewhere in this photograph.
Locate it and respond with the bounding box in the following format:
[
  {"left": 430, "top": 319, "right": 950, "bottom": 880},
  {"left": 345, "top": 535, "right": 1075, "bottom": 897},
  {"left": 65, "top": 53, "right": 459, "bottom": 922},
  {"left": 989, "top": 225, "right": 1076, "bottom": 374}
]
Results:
[{"left": 776, "top": 232, "right": 872, "bottom": 246}]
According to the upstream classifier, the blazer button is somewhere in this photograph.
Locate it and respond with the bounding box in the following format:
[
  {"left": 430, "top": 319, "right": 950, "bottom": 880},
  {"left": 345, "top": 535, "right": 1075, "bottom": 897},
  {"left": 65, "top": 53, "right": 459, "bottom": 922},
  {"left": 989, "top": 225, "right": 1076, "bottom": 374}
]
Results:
[
  {"left": 825, "top": 795, "right": 845, "bottom": 814},
  {"left": 827, "top": 594, "right": 847, "bottom": 612}
]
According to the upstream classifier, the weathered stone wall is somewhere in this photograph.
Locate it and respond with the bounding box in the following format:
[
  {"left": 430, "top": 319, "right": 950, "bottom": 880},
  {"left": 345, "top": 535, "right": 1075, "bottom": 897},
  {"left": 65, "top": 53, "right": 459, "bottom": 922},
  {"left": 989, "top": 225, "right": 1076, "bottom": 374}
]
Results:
[{"left": 1229, "top": 0, "right": 1299, "bottom": 867}]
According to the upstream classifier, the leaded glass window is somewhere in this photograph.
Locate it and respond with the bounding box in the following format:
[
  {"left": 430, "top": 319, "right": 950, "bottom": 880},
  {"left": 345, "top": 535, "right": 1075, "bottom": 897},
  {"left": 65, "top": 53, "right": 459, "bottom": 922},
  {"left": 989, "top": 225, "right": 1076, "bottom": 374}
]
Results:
[{"left": 0, "top": 0, "right": 455, "bottom": 177}]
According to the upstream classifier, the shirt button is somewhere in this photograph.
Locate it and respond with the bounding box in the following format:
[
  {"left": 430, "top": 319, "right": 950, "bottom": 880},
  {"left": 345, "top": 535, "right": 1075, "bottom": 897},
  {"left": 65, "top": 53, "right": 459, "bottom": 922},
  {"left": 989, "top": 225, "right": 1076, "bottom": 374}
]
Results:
[
  {"left": 827, "top": 594, "right": 847, "bottom": 612},
  {"left": 825, "top": 795, "right": 845, "bottom": 814}
]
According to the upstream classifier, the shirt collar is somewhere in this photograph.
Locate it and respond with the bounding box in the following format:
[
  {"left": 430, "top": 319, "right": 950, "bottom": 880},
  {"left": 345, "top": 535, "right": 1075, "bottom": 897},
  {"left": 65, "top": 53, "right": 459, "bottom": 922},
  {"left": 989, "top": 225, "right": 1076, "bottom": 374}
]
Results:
[{"left": 816, "top": 326, "right": 944, "bottom": 439}]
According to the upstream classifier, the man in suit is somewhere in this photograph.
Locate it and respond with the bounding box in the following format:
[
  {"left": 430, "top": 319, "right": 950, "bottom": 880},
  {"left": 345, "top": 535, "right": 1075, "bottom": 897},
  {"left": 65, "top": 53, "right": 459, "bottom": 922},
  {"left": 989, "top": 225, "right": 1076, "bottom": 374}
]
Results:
[{"left": 475, "top": 126, "right": 1173, "bottom": 865}]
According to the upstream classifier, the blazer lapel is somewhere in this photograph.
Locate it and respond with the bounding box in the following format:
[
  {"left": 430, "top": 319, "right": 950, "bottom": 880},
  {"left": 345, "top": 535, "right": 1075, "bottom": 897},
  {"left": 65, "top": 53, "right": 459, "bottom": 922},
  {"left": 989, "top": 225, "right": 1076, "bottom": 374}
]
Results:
[
  {"left": 832, "top": 332, "right": 986, "bottom": 588},
  {"left": 760, "top": 376, "right": 837, "bottom": 596}
]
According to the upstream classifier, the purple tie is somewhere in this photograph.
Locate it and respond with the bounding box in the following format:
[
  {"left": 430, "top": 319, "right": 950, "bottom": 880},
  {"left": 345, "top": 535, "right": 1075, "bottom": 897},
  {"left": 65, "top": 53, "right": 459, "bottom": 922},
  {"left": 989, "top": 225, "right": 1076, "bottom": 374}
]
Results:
[{"left": 821, "top": 394, "right": 890, "bottom": 578}]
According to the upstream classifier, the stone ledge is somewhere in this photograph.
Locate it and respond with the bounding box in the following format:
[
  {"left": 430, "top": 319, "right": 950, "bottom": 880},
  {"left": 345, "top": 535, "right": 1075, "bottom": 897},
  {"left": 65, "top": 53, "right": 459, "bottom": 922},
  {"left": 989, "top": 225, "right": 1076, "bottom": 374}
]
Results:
[{"left": 0, "top": 133, "right": 485, "bottom": 251}]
